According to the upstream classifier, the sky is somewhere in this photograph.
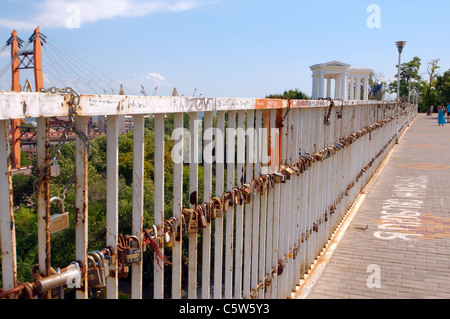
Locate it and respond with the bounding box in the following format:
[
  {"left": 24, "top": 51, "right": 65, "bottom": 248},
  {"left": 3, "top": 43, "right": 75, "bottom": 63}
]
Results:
[{"left": 0, "top": 0, "right": 449, "bottom": 99}]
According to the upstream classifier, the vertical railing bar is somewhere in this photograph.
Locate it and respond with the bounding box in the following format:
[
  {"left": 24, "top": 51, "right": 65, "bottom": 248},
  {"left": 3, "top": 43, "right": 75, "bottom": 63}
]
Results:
[
  {"left": 234, "top": 109, "right": 245, "bottom": 298},
  {"left": 75, "top": 116, "right": 88, "bottom": 299},
  {"left": 214, "top": 110, "right": 225, "bottom": 299},
  {"left": 251, "top": 109, "right": 262, "bottom": 297},
  {"left": 36, "top": 117, "right": 51, "bottom": 284},
  {"left": 293, "top": 107, "right": 302, "bottom": 289},
  {"left": 288, "top": 106, "right": 297, "bottom": 296},
  {"left": 0, "top": 120, "right": 16, "bottom": 293},
  {"left": 225, "top": 110, "right": 236, "bottom": 299},
  {"left": 258, "top": 110, "right": 269, "bottom": 299},
  {"left": 270, "top": 109, "right": 281, "bottom": 298},
  {"left": 201, "top": 111, "right": 213, "bottom": 299},
  {"left": 131, "top": 114, "right": 145, "bottom": 299},
  {"left": 277, "top": 106, "right": 289, "bottom": 299},
  {"left": 154, "top": 113, "right": 165, "bottom": 299},
  {"left": 299, "top": 108, "right": 307, "bottom": 280},
  {"left": 316, "top": 108, "right": 325, "bottom": 259},
  {"left": 282, "top": 108, "right": 292, "bottom": 299},
  {"left": 243, "top": 110, "right": 254, "bottom": 299},
  {"left": 106, "top": 115, "right": 119, "bottom": 299},
  {"left": 188, "top": 111, "right": 199, "bottom": 299},
  {"left": 264, "top": 109, "right": 276, "bottom": 298},
  {"left": 305, "top": 108, "right": 314, "bottom": 275},
  {"left": 172, "top": 112, "right": 184, "bottom": 299}
]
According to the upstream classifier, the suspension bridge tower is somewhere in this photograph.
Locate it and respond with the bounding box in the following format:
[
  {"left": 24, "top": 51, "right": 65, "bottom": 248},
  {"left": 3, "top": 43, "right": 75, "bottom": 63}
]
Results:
[{"left": 6, "top": 26, "right": 45, "bottom": 168}]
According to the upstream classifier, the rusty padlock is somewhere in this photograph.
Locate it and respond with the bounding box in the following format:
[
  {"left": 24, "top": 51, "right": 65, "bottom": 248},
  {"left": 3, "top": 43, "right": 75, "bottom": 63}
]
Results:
[
  {"left": 210, "top": 197, "right": 223, "bottom": 218},
  {"left": 183, "top": 208, "right": 198, "bottom": 234},
  {"left": 87, "top": 254, "right": 106, "bottom": 289},
  {"left": 197, "top": 205, "right": 207, "bottom": 229}
]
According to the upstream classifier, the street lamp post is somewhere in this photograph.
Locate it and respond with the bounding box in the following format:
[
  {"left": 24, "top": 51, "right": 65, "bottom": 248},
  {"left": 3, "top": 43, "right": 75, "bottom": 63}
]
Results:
[{"left": 395, "top": 41, "right": 406, "bottom": 101}]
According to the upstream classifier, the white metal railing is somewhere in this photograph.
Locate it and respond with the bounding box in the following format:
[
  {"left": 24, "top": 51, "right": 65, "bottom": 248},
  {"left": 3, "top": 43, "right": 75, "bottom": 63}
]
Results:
[{"left": 0, "top": 90, "right": 417, "bottom": 299}]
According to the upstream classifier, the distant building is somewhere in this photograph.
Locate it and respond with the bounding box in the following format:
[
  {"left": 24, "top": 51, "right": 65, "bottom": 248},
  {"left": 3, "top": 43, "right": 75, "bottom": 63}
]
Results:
[{"left": 310, "top": 61, "right": 372, "bottom": 100}]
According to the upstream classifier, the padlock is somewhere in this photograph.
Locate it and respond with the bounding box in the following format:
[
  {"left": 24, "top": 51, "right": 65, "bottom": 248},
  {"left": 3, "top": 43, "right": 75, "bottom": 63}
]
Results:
[
  {"left": 118, "top": 262, "right": 129, "bottom": 279},
  {"left": 50, "top": 157, "right": 61, "bottom": 177},
  {"left": 241, "top": 184, "right": 252, "bottom": 203},
  {"left": 49, "top": 197, "right": 69, "bottom": 234},
  {"left": 178, "top": 215, "right": 187, "bottom": 239},
  {"left": 233, "top": 188, "right": 242, "bottom": 206},
  {"left": 226, "top": 191, "right": 234, "bottom": 209},
  {"left": 164, "top": 219, "right": 176, "bottom": 248},
  {"left": 210, "top": 197, "right": 223, "bottom": 218},
  {"left": 89, "top": 252, "right": 106, "bottom": 287},
  {"left": 183, "top": 208, "right": 198, "bottom": 234},
  {"left": 94, "top": 250, "right": 109, "bottom": 276},
  {"left": 203, "top": 203, "right": 212, "bottom": 223},
  {"left": 197, "top": 205, "right": 207, "bottom": 229},
  {"left": 221, "top": 193, "right": 230, "bottom": 211},
  {"left": 102, "top": 247, "right": 115, "bottom": 277},
  {"left": 87, "top": 254, "right": 106, "bottom": 289},
  {"left": 125, "top": 235, "right": 142, "bottom": 264},
  {"left": 259, "top": 177, "right": 266, "bottom": 194}
]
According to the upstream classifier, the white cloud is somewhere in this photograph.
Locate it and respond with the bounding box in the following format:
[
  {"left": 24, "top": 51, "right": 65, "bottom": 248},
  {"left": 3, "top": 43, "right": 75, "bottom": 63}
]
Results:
[
  {"left": 0, "top": 0, "right": 215, "bottom": 30},
  {"left": 144, "top": 72, "right": 165, "bottom": 82}
]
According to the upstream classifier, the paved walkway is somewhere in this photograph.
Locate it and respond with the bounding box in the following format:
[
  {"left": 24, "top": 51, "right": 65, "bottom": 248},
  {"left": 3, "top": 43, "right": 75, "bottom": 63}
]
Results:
[{"left": 302, "top": 113, "right": 450, "bottom": 299}]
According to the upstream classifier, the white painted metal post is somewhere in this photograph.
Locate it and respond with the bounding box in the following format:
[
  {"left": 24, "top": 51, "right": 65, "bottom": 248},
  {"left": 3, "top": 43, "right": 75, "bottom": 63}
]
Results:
[
  {"left": 36, "top": 117, "right": 51, "bottom": 284},
  {"left": 225, "top": 110, "right": 235, "bottom": 299},
  {"left": 106, "top": 115, "right": 119, "bottom": 299},
  {"left": 243, "top": 110, "right": 254, "bottom": 298},
  {"left": 75, "top": 116, "right": 88, "bottom": 299},
  {"left": 214, "top": 110, "right": 225, "bottom": 299},
  {"left": 0, "top": 120, "right": 16, "bottom": 293},
  {"left": 234, "top": 110, "right": 246, "bottom": 298},
  {"left": 251, "top": 110, "right": 262, "bottom": 297},
  {"left": 131, "top": 114, "right": 145, "bottom": 299},
  {"left": 258, "top": 110, "right": 269, "bottom": 299},
  {"left": 172, "top": 112, "right": 184, "bottom": 299},
  {"left": 154, "top": 113, "right": 165, "bottom": 299},
  {"left": 188, "top": 112, "right": 199, "bottom": 299},
  {"left": 201, "top": 111, "right": 212, "bottom": 299}
]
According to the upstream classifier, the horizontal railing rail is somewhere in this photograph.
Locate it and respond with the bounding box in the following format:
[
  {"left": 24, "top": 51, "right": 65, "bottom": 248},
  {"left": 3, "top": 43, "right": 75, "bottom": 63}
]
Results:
[{"left": 0, "top": 91, "right": 417, "bottom": 299}]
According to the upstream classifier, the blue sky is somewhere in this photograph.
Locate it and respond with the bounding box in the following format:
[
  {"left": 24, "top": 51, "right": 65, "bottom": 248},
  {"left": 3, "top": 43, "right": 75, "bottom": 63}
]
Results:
[{"left": 0, "top": 0, "right": 449, "bottom": 98}]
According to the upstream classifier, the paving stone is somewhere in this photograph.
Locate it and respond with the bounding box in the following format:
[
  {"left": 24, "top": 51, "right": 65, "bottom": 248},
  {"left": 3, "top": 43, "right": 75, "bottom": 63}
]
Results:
[{"left": 307, "top": 114, "right": 450, "bottom": 299}]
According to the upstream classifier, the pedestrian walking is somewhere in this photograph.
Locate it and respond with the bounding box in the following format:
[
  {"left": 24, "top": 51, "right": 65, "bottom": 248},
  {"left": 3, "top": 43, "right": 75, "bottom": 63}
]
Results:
[
  {"left": 446, "top": 102, "right": 450, "bottom": 121},
  {"left": 438, "top": 105, "right": 447, "bottom": 126}
]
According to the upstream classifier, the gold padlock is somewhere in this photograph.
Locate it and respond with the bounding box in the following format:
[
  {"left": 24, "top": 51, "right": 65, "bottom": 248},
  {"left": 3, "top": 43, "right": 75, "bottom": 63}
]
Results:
[{"left": 164, "top": 219, "right": 175, "bottom": 248}]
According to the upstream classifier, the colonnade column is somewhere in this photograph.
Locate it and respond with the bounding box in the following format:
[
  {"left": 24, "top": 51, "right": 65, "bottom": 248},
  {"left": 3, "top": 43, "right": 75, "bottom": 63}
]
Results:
[
  {"left": 355, "top": 77, "right": 361, "bottom": 100},
  {"left": 318, "top": 74, "right": 325, "bottom": 98},
  {"left": 349, "top": 77, "right": 355, "bottom": 100},
  {"left": 363, "top": 77, "right": 369, "bottom": 100},
  {"left": 326, "top": 78, "right": 332, "bottom": 98}
]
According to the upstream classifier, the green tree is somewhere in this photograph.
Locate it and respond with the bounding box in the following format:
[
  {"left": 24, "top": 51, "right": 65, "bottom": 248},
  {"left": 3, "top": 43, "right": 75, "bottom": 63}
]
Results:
[
  {"left": 388, "top": 56, "right": 422, "bottom": 101},
  {"left": 266, "top": 88, "right": 310, "bottom": 100}
]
